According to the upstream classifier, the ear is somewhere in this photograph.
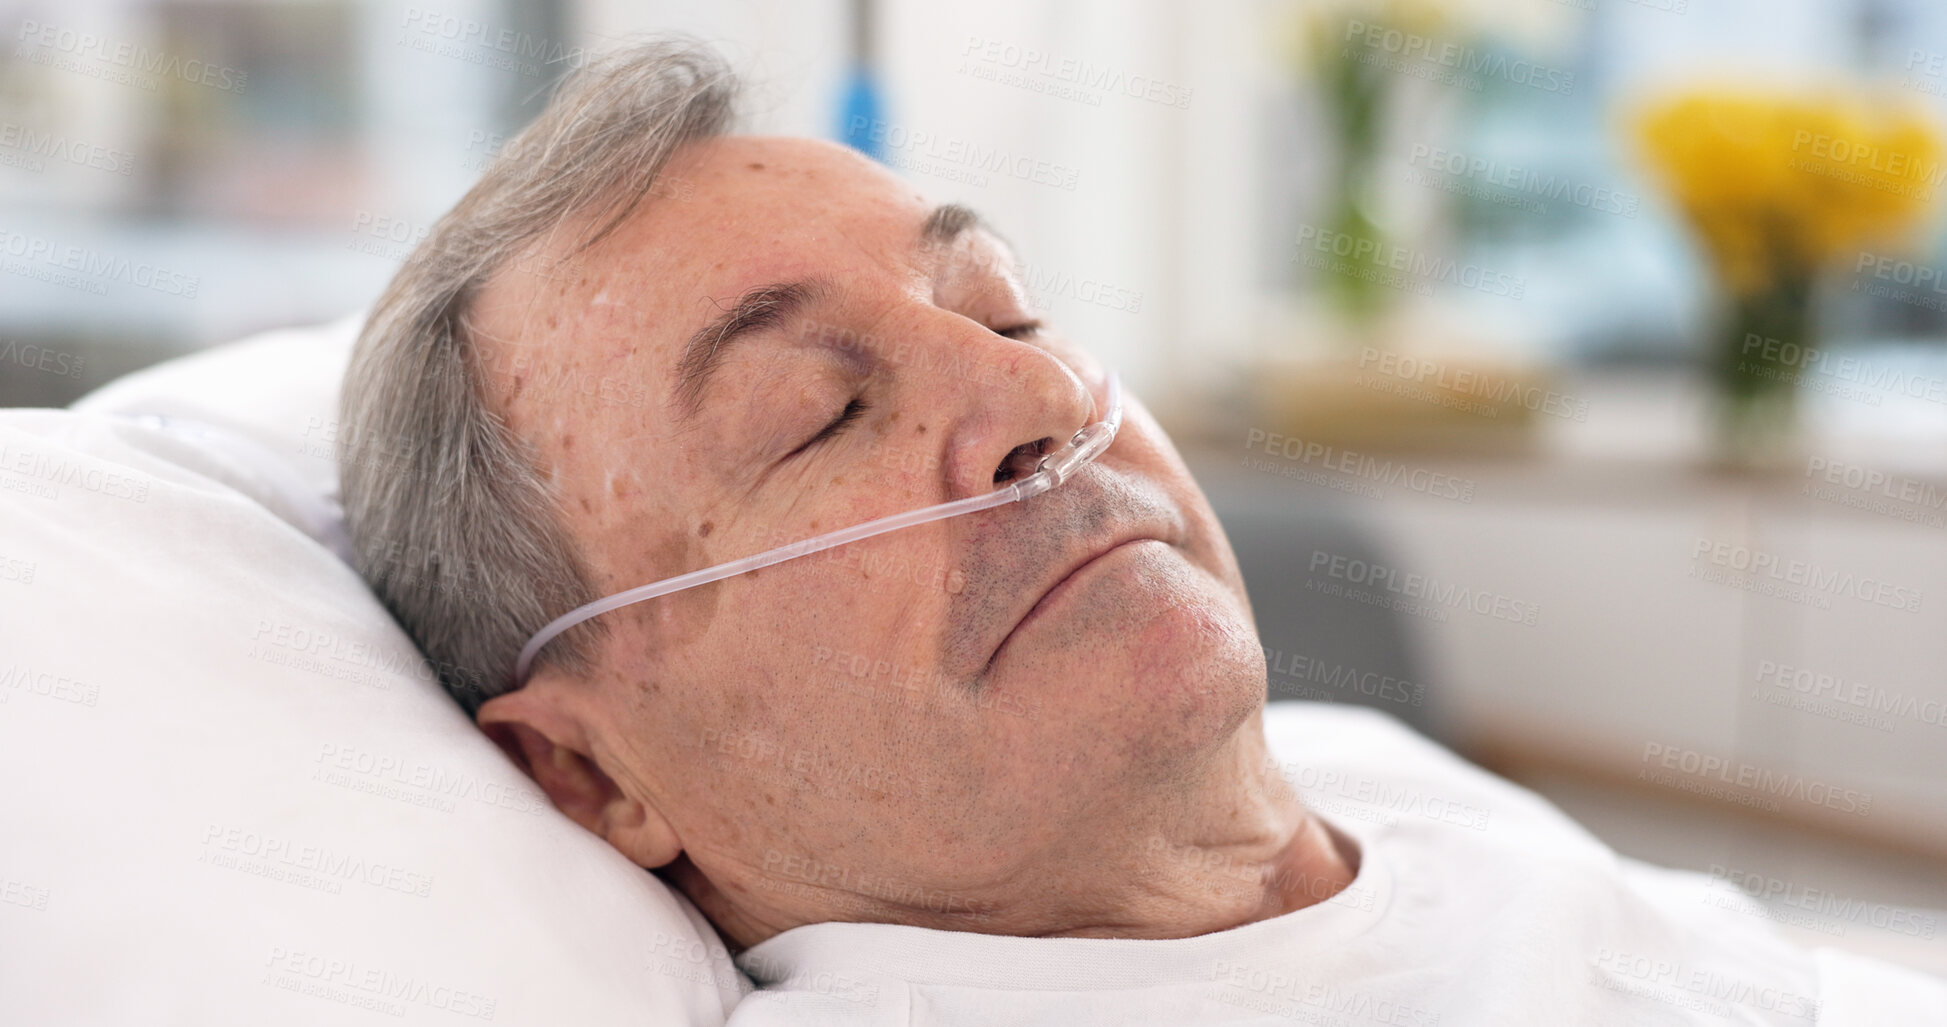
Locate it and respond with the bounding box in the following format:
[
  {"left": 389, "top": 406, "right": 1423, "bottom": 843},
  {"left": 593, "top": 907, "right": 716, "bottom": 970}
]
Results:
[{"left": 477, "top": 672, "right": 683, "bottom": 869}]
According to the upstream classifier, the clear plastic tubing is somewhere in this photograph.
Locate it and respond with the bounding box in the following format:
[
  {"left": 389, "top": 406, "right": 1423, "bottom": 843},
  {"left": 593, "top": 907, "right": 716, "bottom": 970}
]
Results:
[{"left": 512, "top": 372, "right": 1123, "bottom": 683}]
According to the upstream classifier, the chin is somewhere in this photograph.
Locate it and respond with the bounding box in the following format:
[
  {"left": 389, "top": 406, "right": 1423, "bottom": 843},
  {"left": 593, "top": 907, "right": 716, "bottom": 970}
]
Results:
[
  {"left": 1131, "top": 587, "right": 1267, "bottom": 738},
  {"left": 1017, "top": 548, "right": 1267, "bottom": 767}
]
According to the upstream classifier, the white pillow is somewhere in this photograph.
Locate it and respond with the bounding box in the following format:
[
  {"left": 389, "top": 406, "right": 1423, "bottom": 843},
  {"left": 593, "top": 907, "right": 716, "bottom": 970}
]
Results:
[
  {"left": 1, "top": 320, "right": 749, "bottom": 1025},
  {"left": 75, "top": 312, "right": 365, "bottom": 502}
]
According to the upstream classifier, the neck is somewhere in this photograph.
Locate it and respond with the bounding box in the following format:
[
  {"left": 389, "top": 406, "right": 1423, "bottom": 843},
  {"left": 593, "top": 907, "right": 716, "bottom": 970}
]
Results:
[
  {"left": 676, "top": 711, "right": 1359, "bottom": 950},
  {"left": 1033, "top": 711, "right": 1359, "bottom": 939}
]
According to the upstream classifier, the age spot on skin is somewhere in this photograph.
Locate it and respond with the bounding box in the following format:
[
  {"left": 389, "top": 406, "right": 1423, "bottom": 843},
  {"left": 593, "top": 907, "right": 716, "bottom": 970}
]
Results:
[
  {"left": 699, "top": 520, "right": 714, "bottom": 538},
  {"left": 642, "top": 528, "right": 719, "bottom": 638}
]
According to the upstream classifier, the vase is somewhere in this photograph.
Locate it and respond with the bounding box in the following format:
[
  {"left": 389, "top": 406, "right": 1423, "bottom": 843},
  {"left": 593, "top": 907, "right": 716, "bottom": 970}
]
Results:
[
  {"left": 1711, "top": 270, "right": 1814, "bottom": 470},
  {"left": 1311, "top": 20, "right": 1392, "bottom": 331}
]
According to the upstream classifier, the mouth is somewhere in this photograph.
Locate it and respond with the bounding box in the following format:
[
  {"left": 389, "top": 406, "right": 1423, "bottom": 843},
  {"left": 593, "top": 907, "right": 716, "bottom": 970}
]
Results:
[{"left": 989, "top": 533, "right": 1165, "bottom": 668}]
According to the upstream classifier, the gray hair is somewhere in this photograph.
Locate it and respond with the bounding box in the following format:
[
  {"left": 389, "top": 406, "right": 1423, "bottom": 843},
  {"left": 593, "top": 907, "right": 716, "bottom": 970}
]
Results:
[{"left": 338, "top": 37, "right": 739, "bottom": 715}]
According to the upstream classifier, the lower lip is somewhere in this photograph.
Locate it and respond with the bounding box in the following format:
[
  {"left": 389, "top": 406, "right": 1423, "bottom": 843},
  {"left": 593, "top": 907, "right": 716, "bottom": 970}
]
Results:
[{"left": 1012, "top": 538, "right": 1153, "bottom": 636}]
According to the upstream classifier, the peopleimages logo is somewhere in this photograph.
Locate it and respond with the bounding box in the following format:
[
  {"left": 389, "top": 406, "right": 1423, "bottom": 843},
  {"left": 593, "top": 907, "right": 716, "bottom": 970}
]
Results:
[
  {"left": 1743, "top": 327, "right": 1947, "bottom": 404},
  {"left": 958, "top": 36, "right": 1193, "bottom": 109},
  {"left": 1244, "top": 427, "right": 1477, "bottom": 502},
  {"left": 0, "top": 228, "right": 199, "bottom": 297},
  {"left": 0, "top": 339, "right": 84, "bottom": 379},
  {"left": 1263, "top": 645, "right": 1427, "bottom": 707},
  {"left": 0, "top": 122, "right": 135, "bottom": 175},
  {"left": 313, "top": 742, "right": 547, "bottom": 815},
  {"left": 200, "top": 824, "right": 436, "bottom": 897},
  {"left": 262, "top": 945, "right": 497, "bottom": 1020},
  {"left": 1263, "top": 756, "right": 1492, "bottom": 831},
  {"left": 1754, "top": 659, "right": 1947, "bottom": 731},
  {"left": 15, "top": 20, "right": 247, "bottom": 92},
  {"left": 1357, "top": 347, "right": 1587, "bottom": 421},
  {"left": 1790, "top": 130, "right": 1946, "bottom": 187},
  {"left": 1342, "top": 19, "right": 1575, "bottom": 95},
  {"left": 396, "top": 7, "right": 588, "bottom": 76},
  {"left": 845, "top": 117, "right": 1081, "bottom": 191},
  {"left": 1706, "top": 864, "right": 1938, "bottom": 939},
  {"left": 1589, "top": 947, "right": 1819, "bottom": 1020},
  {"left": 1804, "top": 456, "right": 1947, "bottom": 514},
  {"left": 1639, "top": 743, "right": 1873, "bottom": 816},
  {"left": 1294, "top": 226, "right": 1527, "bottom": 299},
  {"left": 1689, "top": 538, "right": 1923, "bottom": 613},
  {"left": 1308, "top": 549, "right": 1541, "bottom": 627},
  {"left": 1406, "top": 143, "right": 1640, "bottom": 218},
  {"left": 0, "top": 438, "right": 150, "bottom": 501}
]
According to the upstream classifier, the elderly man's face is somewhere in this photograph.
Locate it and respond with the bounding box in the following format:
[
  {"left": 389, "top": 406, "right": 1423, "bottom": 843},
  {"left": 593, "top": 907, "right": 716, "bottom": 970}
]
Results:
[{"left": 473, "top": 136, "right": 1266, "bottom": 937}]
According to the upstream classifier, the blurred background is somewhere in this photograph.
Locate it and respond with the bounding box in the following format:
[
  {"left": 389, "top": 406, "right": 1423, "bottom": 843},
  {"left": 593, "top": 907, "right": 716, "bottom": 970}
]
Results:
[{"left": 4, "top": 0, "right": 1944, "bottom": 972}]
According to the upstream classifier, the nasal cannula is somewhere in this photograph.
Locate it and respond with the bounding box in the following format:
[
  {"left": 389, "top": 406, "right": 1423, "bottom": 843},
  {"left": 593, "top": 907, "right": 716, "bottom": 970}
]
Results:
[{"left": 512, "top": 372, "right": 1123, "bottom": 683}]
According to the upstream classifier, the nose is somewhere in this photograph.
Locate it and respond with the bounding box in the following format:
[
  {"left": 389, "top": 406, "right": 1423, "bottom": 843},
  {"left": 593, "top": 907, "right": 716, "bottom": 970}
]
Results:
[{"left": 936, "top": 337, "right": 1100, "bottom": 502}]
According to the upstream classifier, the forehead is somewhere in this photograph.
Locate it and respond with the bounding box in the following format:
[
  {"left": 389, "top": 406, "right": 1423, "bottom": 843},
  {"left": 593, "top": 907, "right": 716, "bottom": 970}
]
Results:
[
  {"left": 673, "top": 134, "right": 932, "bottom": 219},
  {"left": 597, "top": 135, "right": 936, "bottom": 309},
  {"left": 469, "top": 136, "right": 955, "bottom": 399}
]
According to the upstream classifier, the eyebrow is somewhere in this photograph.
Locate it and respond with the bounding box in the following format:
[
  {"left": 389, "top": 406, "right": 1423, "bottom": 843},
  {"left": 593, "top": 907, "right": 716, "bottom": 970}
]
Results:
[
  {"left": 922, "top": 202, "right": 988, "bottom": 248},
  {"left": 670, "top": 204, "right": 996, "bottom": 424},
  {"left": 672, "top": 280, "right": 827, "bottom": 424}
]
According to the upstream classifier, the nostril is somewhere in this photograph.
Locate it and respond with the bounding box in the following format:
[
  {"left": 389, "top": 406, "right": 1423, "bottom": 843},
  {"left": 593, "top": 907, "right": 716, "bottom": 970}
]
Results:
[{"left": 993, "top": 438, "right": 1053, "bottom": 485}]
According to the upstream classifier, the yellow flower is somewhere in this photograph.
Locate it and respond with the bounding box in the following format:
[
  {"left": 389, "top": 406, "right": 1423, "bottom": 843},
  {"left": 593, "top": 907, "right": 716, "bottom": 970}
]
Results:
[{"left": 1631, "top": 87, "right": 1943, "bottom": 295}]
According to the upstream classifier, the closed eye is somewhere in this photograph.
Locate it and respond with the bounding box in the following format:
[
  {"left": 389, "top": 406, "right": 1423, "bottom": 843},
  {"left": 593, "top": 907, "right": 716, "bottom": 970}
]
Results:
[
  {"left": 787, "top": 398, "right": 869, "bottom": 459},
  {"left": 995, "top": 320, "right": 1041, "bottom": 340}
]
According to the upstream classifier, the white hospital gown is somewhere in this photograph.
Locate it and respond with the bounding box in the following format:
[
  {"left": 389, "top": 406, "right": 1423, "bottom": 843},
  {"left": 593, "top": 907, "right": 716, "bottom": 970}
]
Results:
[{"left": 725, "top": 701, "right": 1947, "bottom": 1026}]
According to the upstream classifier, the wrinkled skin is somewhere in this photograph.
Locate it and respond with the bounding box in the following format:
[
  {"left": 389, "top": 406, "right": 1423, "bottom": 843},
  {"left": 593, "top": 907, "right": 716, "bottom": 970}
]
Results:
[{"left": 471, "top": 136, "right": 1357, "bottom": 948}]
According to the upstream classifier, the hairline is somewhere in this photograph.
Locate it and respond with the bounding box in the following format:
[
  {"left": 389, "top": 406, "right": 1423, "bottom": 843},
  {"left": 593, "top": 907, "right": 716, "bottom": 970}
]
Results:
[{"left": 338, "top": 37, "right": 741, "bottom": 714}]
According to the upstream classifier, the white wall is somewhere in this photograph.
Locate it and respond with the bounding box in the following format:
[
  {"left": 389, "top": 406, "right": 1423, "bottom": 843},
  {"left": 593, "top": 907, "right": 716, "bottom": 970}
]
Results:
[{"left": 574, "top": 0, "right": 1272, "bottom": 405}]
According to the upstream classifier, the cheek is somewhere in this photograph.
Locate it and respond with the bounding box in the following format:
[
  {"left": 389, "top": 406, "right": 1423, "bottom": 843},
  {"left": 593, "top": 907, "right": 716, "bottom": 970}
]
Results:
[
  {"left": 1181, "top": 504, "right": 1250, "bottom": 606},
  {"left": 655, "top": 548, "right": 958, "bottom": 748},
  {"left": 620, "top": 652, "right": 799, "bottom": 849},
  {"left": 643, "top": 593, "right": 991, "bottom": 858},
  {"left": 1122, "top": 409, "right": 1251, "bottom": 603},
  {"left": 575, "top": 510, "right": 726, "bottom": 667}
]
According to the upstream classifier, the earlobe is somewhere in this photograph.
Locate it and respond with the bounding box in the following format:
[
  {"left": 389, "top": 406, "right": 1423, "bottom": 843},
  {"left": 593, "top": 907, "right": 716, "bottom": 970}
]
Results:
[{"left": 476, "top": 679, "right": 685, "bottom": 869}]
